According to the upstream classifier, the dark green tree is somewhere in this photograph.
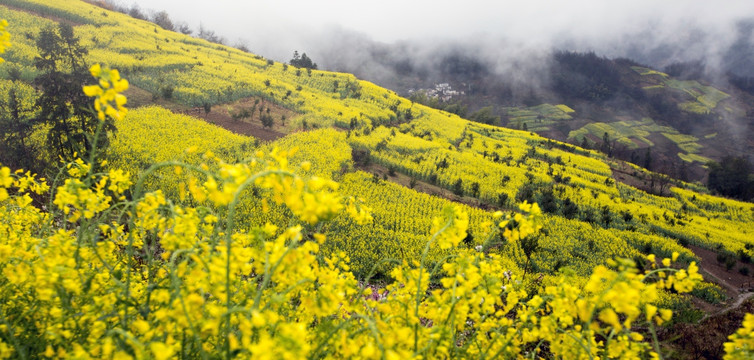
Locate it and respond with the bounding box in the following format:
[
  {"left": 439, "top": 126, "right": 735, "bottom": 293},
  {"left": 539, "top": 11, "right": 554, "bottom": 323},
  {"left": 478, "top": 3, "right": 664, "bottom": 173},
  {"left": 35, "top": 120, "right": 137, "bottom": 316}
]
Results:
[
  {"left": 470, "top": 182, "right": 480, "bottom": 198},
  {"left": 561, "top": 197, "right": 579, "bottom": 219},
  {"left": 580, "top": 136, "right": 590, "bottom": 149},
  {"left": 707, "top": 156, "right": 753, "bottom": 200},
  {"left": 468, "top": 106, "right": 499, "bottom": 125},
  {"left": 0, "top": 76, "right": 37, "bottom": 170},
  {"left": 452, "top": 178, "right": 464, "bottom": 196},
  {"left": 601, "top": 132, "right": 613, "bottom": 157},
  {"left": 643, "top": 147, "right": 652, "bottom": 170},
  {"left": 290, "top": 51, "right": 317, "bottom": 70},
  {"left": 260, "top": 114, "right": 274, "bottom": 128},
  {"left": 539, "top": 187, "right": 558, "bottom": 214},
  {"left": 151, "top": 10, "right": 174, "bottom": 31},
  {"left": 497, "top": 192, "right": 509, "bottom": 207},
  {"left": 34, "top": 24, "right": 116, "bottom": 163}
]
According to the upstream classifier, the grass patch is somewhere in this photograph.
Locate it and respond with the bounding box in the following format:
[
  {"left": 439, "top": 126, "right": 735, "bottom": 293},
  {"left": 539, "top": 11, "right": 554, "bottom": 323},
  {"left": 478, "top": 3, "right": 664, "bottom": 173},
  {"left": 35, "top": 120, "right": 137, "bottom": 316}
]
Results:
[
  {"left": 666, "top": 79, "right": 729, "bottom": 113},
  {"left": 568, "top": 119, "right": 709, "bottom": 163},
  {"left": 631, "top": 66, "right": 669, "bottom": 78},
  {"left": 662, "top": 132, "right": 698, "bottom": 145},
  {"left": 662, "top": 132, "right": 705, "bottom": 159},
  {"left": 556, "top": 104, "right": 575, "bottom": 113},
  {"left": 567, "top": 118, "right": 676, "bottom": 149},
  {"left": 678, "top": 152, "right": 712, "bottom": 164},
  {"left": 679, "top": 102, "right": 710, "bottom": 114},
  {"left": 634, "top": 66, "right": 730, "bottom": 114},
  {"left": 505, "top": 103, "right": 574, "bottom": 131}
]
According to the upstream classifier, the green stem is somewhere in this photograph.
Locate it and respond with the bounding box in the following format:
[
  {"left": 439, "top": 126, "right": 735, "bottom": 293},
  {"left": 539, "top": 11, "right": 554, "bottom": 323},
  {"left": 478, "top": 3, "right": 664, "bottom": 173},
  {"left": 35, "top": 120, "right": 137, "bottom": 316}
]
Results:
[
  {"left": 222, "top": 168, "right": 294, "bottom": 357},
  {"left": 0, "top": 313, "right": 27, "bottom": 360},
  {"left": 169, "top": 249, "right": 208, "bottom": 360},
  {"left": 649, "top": 322, "right": 663, "bottom": 360},
  {"left": 413, "top": 216, "right": 454, "bottom": 354}
]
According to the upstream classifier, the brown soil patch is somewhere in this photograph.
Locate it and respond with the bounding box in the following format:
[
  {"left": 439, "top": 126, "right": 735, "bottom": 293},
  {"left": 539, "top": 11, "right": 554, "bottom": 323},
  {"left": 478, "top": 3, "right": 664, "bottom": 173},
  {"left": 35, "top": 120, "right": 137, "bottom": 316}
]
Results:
[
  {"left": 124, "top": 85, "right": 295, "bottom": 142},
  {"left": 124, "top": 85, "right": 189, "bottom": 110},
  {"left": 689, "top": 244, "right": 754, "bottom": 296},
  {"left": 663, "top": 298, "right": 754, "bottom": 360},
  {"left": 178, "top": 106, "right": 287, "bottom": 142},
  {"left": 608, "top": 159, "right": 674, "bottom": 196},
  {"left": 610, "top": 162, "right": 647, "bottom": 190}
]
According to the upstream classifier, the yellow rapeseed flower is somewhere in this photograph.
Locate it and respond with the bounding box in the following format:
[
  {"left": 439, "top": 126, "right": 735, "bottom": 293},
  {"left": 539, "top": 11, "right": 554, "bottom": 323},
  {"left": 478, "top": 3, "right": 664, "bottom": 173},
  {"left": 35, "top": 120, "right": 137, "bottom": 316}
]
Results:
[
  {"left": 83, "top": 63, "right": 129, "bottom": 121},
  {"left": 0, "top": 19, "right": 10, "bottom": 63}
]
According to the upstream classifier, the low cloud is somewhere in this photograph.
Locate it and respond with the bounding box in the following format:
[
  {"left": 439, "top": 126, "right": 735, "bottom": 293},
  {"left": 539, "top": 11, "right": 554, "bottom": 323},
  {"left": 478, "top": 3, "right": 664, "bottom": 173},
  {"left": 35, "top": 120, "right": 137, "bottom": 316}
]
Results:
[{"left": 122, "top": 0, "right": 754, "bottom": 83}]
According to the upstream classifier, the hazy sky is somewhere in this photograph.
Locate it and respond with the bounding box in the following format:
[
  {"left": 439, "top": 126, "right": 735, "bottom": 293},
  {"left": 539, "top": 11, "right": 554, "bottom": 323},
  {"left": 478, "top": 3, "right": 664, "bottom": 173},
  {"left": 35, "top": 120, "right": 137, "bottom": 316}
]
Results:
[{"left": 125, "top": 0, "right": 754, "bottom": 67}]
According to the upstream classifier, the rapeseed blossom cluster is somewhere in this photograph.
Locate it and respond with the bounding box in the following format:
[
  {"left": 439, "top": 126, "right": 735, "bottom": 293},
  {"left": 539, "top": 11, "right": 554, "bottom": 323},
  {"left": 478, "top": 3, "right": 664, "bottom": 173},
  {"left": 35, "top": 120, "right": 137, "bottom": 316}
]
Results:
[
  {"left": 430, "top": 205, "right": 470, "bottom": 249},
  {"left": 496, "top": 201, "right": 543, "bottom": 241},
  {"left": 0, "top": 19, "right": 9, "bottom": 63},
  {"left": 724, "top": 313, "right": 754, "bottom": 359},
  {"left": 82, "top": 63, "right": 129, "bottom": 121},
  {"left": 52, "top": 159, "right": 131, "bottom": 222}
]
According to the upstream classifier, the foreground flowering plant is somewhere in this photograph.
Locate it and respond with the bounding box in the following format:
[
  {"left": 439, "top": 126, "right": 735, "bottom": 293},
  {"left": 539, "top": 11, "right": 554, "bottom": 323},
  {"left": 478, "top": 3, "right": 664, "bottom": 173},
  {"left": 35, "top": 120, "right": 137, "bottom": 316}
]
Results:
[
  {"left": 0, "top": 22, "right": 751, "bottom": 359},
  {"left": 0, "top": 158, "right": 713, "bottom": 360}
]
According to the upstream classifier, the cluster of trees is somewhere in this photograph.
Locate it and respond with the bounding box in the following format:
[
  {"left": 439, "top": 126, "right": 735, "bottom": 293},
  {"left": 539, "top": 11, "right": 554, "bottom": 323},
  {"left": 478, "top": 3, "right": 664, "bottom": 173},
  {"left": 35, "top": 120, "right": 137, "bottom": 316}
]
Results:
[
  {"left": 515, "top": 180, "right": 619, "bottom": 227},
  {"left": 729, "top": 73, "right": 754, "bottom": 96},
  {"left": 196, "top": 24, "right": 226, "bottom": 45},
  {"left": 289, "top": 51, "right": 317, "bottom": 70},
  {"left": 707, "top": 156, "right": 754, "bottom": 200},
  {"left": 229, "top": 99, "right": 279, "bottom": 128},
  {"left": 0, "top": 24, "right": 112, "bottom": 173},
  {"left": 550, "top": 51, "right": 623, "bottom": 102}
]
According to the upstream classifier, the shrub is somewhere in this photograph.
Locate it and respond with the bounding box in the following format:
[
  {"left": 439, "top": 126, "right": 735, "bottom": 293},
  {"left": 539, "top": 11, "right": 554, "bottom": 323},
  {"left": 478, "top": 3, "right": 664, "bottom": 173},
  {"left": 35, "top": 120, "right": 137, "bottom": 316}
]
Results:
[
  {"left": 261, "top": 113, "right": 274, "bottom": 128},
  {"left": 452, "top": 178, "right": 463, "bottom": 196},
  {"left": 739, "top": 266, "right": 750, "bottom": 276},
  {"left": 160, "top": 84, "right": 174, "bottom": 99},
  {"left": 725, "top": 257, "right": 737, "bottom": 271}
]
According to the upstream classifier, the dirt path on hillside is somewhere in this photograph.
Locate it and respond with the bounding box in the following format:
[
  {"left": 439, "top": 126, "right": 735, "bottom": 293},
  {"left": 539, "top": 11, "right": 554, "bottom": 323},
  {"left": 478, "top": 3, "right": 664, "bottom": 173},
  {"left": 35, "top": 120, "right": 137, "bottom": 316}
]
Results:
[
  {"left": 123, "top": 84, "right": 293, "bottom": 142},
  {"left": 701, "top": 266, "right": 742, "bottom": 295},
  {"left": 662, "top": 244, "right": 754, "bottom": 357},
  {"left": 177, "top": 107, "right": 287, "bottom": 142},
  {"left": 727, "top": 292, "right": 754, "bottom": 312},
  {"left": 687, "top": 243, "right": 754, "bottom": 322},
  {"left": 699, "top": 280, "right": 754, "bottom": 322},
  {"left": 689, "top": 244, "right": 754, "bottom": 293}
]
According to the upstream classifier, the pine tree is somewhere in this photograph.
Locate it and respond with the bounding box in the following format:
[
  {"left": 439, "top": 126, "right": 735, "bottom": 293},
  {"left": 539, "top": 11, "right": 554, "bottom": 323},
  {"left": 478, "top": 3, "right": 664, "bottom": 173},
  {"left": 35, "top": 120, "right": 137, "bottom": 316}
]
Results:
[{"left": 34, "top": 24, "right": 116, "bottom": 163}]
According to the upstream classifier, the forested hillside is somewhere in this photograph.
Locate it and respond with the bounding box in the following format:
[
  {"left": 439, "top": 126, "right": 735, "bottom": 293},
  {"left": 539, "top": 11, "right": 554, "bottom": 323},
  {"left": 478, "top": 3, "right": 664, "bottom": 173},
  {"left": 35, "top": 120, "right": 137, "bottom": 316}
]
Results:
[{"left": 0, "top": 1, "right": 753, "bottom": 358}]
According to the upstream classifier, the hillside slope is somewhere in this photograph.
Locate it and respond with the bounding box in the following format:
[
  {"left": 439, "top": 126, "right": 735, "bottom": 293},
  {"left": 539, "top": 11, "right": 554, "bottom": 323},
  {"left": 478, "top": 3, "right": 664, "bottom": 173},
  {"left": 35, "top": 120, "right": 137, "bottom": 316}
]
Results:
[
  {"left": 2, "top": 0, "right": 752, "bottom": 280},
  {"left": 1, "top": 1, "right": 754, "bottom": 358}
]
